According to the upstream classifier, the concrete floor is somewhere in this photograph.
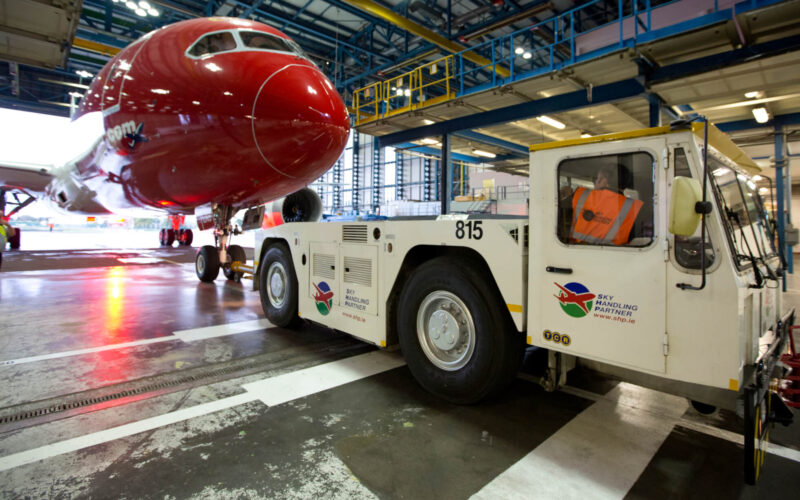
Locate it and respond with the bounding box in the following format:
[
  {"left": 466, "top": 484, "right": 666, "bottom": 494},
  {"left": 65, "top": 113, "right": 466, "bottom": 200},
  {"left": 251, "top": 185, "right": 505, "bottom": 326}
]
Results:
[{"left": 1, "top": 235, "right": 799, "bottom": 498}]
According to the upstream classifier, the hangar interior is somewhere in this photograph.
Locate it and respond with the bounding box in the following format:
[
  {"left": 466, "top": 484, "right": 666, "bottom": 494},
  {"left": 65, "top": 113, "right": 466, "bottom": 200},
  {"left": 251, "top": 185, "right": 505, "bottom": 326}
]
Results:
[{"left": 2, "top": 0, "right": 800, "bottom": 498}]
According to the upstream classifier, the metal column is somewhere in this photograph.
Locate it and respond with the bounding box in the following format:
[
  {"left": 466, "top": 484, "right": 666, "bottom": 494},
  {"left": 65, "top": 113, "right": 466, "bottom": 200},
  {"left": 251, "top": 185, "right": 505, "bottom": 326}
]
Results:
[
  {"left": 372, "top": 136, "right": 381, "bottom": 212},
  {"left": 423, "top": 157, "right": 432, "bottom": 202},
  {"left": 352, "top": 132, "right": 360, "bottom": 212},
  {"left": 440, "top": 133, "right": 452, "bottom": 215},
  {"left": 776, "top": 125, "right": 788, "bottom": 290},
  {"left": 396, "top": 152, "right": 405, "bottom": 200},
  {"left": 332, "top": 157, "right": 343, "bottom": 211},
  {"left": 648, "top": 94, "right": 662, "bottom": 127}
]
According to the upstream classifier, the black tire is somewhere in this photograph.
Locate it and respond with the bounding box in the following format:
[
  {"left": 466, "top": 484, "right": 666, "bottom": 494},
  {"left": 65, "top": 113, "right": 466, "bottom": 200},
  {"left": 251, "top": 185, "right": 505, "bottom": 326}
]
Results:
[
  {"left": 259, "top": 242, "right": 301, "bottom": 328},
  {"left": 691, "top": 400, "right": 717, "bottom": 415},
  {"left": 179, "top": 229, "right": 193, "bottom": 246},
  {"left": 195, "top": 245, "right": 220, "bottom": 282},
  {"left": 159, "top": 229, "right": 167, "bottom": 246},
  {"left": 8, "top": 228, "right": 20, "bottom": 250},
  {"left": 397, "top": 257, "right": 523, "bottom": 404},
  {"left": 223, "top": 244, "right": 247, "bottom": 281},
  {"left": 165, "top": 228, "right": 175, "bottom": 246}
]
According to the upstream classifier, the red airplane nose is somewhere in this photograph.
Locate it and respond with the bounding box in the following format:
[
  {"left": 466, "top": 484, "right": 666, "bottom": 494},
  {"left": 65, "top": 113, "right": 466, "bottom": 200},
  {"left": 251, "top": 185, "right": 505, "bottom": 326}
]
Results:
[{"left": 251, "top": 64, "right": 350, "bottom": 184}]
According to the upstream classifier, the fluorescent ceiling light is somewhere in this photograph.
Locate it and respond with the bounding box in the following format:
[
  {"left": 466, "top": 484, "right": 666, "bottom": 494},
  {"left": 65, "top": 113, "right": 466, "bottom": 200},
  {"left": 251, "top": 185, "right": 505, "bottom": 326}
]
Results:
[
  {"left": 759, "top": 187, "right": 769, "bottom": 194},
  {"left": 537, "top": 115, "right": 565, "bottom": 129},
  {"left": 75, "top": 70, "right": 93, "bottom": 79},
  {"left": 422, "top": 119, "right": 435, "bottom": 125},
  {"left": 744, "top": 91, "right": 762, "bottom": 99},
  {"left": 396, "top": 88, "right": 403, "bottom": 96},
  {"left": 403, "top": 89, "right": 411, "bottom": 97},
  {"left": 420, "top": 138, "right": 439, "bottom": 145},
  {"left": 138, "top": 1, "right": 150, "bottom": 8},
  {"left": 752, "top": 107, "right": 769, "bottom": 123},
  {"left": 746, "top": 180, "right": 757, "bottom": 190},
  {"left": 522, "top": 52, "right": 532, "bottom": 59},
  {"left": 135, "top": 8, "right": 147, "bottom": 16},
  {"left": 752, "top": 175, "right": 763, "bottom": 181},
  {"left": 148, "top": 8, "right": 159, "bottom": 15},
  {"left": 580, "top": 133, "right": 592, "bottom": 138},
  {"left": 68, "top": 92, "right": 83, "bottom": 98},
  {"left": 472, "top": 149, "right": 496, "bottom": 158},
  {"left": 514, "top": 47, "right": 524, "bottom": 55}
]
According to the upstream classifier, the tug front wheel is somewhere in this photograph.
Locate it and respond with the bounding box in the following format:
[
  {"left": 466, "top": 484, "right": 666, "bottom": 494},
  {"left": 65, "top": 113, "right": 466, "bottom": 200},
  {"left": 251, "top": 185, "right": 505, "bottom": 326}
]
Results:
[
  {"left": 195, "top": 245, "right": 220, "bottom": 282},
  {"left": 259, "top": 243, "right": 300, "bottom": 328},
  {"left": 397, "top": 257, "right": 522, "bottom": 404}
]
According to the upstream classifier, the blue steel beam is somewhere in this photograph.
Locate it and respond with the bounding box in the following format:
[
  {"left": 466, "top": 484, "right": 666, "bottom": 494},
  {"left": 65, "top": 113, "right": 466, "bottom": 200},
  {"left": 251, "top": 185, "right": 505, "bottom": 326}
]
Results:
[
  {"left": 649, "top": 34, "right": 800, "bottom": 84},
  {"left": 454, "top": 130, "right": 528, "bottom": 156},
  {"left": 379, "top": 77, "right": 646, "bottom": 147}
]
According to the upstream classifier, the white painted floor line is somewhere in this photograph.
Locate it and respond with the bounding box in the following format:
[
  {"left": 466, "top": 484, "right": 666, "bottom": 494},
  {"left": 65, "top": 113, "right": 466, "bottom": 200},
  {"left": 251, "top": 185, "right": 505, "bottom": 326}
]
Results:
[
  {"left": 677, "top": 419, "right": 800, "bottom": 463},
  {"left": 0, "top": 319, "right": 271, "bottom": 367},
  {"left": 242, "top": 350, "right": 407, "bottom": 406},
  {"left": 0, "top": 351, "right": 404, "bottom": 472},
  {"left": 473, "top": 383, "right": 689, "bottom": 500}
]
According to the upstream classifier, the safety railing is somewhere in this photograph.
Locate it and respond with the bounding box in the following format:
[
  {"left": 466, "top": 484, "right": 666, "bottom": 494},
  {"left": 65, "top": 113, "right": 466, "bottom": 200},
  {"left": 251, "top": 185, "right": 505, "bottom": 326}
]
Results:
[{"left": 353, "top": 0, "right": 746, "bottom": 126}]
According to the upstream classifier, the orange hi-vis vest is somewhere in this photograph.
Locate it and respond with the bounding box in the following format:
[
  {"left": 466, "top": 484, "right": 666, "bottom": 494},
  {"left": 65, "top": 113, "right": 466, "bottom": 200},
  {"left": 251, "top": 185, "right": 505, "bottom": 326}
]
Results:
[{"left": 571, "top": 187, "right": 643, "bottom": 245}]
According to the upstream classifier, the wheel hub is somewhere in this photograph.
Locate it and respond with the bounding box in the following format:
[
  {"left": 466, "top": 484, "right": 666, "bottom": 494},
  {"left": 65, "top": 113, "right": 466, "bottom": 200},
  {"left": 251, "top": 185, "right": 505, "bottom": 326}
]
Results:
[
  {"left": 416, "top": 291, "right": 475, "bottom": 371},
  {"left": 196, "top": 254, "right": 205, "bottom": 273},
  {"left": 267, "top": 262, "right": 287, "bottom": 307}
]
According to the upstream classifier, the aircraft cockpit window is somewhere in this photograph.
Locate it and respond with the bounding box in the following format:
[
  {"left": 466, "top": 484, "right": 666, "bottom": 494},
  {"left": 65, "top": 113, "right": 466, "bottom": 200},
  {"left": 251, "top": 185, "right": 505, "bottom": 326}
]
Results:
[
  {"left": 240, "top": 31, "right": 298, "bottom": 55},
  {"left": 189, "top": 32, "right": 237, "bottom": 57}
]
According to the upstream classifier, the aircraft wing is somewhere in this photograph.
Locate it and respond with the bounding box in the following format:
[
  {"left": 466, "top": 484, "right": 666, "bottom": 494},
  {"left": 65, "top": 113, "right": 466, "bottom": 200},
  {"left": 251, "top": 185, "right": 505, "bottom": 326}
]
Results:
[{"left": 0, "top": 160, "right": 53, "bottom": 192}]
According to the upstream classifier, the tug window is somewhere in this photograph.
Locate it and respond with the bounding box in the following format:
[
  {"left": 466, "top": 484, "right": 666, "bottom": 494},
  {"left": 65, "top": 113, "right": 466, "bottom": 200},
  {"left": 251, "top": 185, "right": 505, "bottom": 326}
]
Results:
[
  {"left": 240, "top": 31, "right": 299, "bottom": 54},
  {"left": 673, "top": 148, "right": 715, "bottom": 270},
  {"left": 557, "top": 152, "right": 654, "bottom": 247},
  {"left": 189, "top": 32, "right": 237, "bottom": 57}
]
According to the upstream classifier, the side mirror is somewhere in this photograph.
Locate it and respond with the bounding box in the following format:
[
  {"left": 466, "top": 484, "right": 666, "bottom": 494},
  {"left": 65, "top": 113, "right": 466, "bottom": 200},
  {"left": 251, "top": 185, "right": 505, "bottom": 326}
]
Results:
[{"left": 669, "top": 176, "right": 703, "bottom": 236}]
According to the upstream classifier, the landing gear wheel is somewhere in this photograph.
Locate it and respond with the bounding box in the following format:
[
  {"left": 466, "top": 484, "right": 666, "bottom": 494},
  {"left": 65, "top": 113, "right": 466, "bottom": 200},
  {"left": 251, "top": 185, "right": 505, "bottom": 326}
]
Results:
[
  {"left": 259, "top": 242, "right": 301, "bottom": 328},
  {"left": 178, "top": 229, "right": 193, "bottom": 246},
  {"left": 397, "top": 257, "right": 522, "bottom": 404},
  {"left": 195, "top": 245, "right": 220, "bottom": 282},
  {"left": 223, "top": 244, "right": 247, "bottom": 281},
  {"left": 8, "top": 228, "right": 20, "bottom": 250},
  {"left": 159, "top": 228, "right": 175, "bottom": 246}
]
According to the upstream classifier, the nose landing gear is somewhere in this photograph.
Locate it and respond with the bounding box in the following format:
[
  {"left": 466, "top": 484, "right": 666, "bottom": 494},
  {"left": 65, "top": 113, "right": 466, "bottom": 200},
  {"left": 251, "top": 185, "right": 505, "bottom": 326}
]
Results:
[{"left": 194, "top": 204, "right": 253, "bottom": 283}]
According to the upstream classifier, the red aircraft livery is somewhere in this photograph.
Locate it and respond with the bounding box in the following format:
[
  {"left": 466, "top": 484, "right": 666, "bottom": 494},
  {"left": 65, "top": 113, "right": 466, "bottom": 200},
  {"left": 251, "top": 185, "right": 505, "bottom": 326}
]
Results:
[
  {"left": 0, "top": 17, "right": 350, "bottom": 280},
  {"left": 313, "top": 282, "right": 334, "bottom": 304},
  {"left": 554, "top": 282, "right": 597, "bottom": 314}
]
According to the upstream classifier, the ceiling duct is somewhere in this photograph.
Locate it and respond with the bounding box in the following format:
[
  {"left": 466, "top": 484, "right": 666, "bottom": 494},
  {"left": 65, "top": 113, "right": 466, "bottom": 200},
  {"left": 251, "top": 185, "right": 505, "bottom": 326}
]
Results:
[
  {"left": 452, "top": 5, "right": 494, "bottom": 28},
  {"left": 461, "top": 1, "right": 554, "bottom": 42},
  {"left": 409, "top": 1, "right": 445, "bottom": 25}
]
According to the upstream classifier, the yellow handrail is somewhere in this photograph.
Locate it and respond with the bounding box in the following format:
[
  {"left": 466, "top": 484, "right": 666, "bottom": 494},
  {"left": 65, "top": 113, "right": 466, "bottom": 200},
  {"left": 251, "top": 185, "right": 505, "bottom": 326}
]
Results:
[{"left": 353, "top": 55, "right": 455, "bottom": 126}]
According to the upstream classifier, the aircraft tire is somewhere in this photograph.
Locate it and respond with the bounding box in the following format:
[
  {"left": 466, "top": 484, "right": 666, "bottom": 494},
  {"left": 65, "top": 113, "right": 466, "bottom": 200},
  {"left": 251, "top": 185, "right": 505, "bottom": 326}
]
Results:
[
  {"left": 159, "top": 229, "right": 167, "bottom": 246},
  {"left": 196, "top": 245, "right": 220, "bottom": 282},
  {"left": 8, "top": 228, "right": 20, "bottom": 250},
  {"left": 397, "top": 257, "right": 522, "bottom": 404},
  {"left": 223, "top": 244, "right": 247, "bottom": 281},
  {"left": 179, "top": 229, "right": 193, "bottom": 246},
  {"left": 259, "top": 242, "right": 301, "bottom": 328},
  {"left": 165, "top": 229, "right": 176, "bottom": 246}
]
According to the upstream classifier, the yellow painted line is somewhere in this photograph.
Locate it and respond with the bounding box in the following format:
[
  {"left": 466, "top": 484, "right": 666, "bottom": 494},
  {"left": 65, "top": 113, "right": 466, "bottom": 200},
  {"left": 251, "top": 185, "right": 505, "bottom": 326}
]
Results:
[
  {"left": 729, "top": 378, "right": 739, "bottom": 391},
  {"left": 507, "top": 303, "right": 523, "bottom": 313},
  {"left": 160, "top": 258, "right": 182, "bottom": 266}
]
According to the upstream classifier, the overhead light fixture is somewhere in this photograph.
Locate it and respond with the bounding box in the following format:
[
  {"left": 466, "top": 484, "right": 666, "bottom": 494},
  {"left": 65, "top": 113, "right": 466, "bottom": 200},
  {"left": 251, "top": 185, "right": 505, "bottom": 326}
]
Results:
[
  {"left": 537, "top": 115, "right": 565, "bottom": 129},
  {"left": 522, "top": 52, "right": 532, "bottom": 60},
  {"left": 422, "top": 119, "right": 435, "bottom": 125},
  {"left": 148, "top": 8, "right": 159, "bottom": 16},
  {"left": 420, "top": 138, "right": 440, "bottom": 145},
  {"left": 138, "top": 0, "right": 151, "bottom": 8},
  {"left": 396, "top": 88, "right": 403, "bottom": 96},
  {"left": 514, "top": 47, "right": 524, "bottom": 55},
  {"left": 135, "top": 8, "right": 146, "bottom": 16},
  {"left": 580, "top": 132, "right": 592, "bottom": 138},
  {"left": 68, "top": 91, "right": 83, "bottom": 98},
  {"left": 472, "top": 149, "right": 496, "bottom": 158},
  {"left": 759, "top": 187, "right": 769, "bottom": 194},
  {"left": 744, "top": 91, "right": 762, "bottom": 99},
  {"left": 403, "top": 89, "right": 411, "bottom": 97},
  {"left": 752, "top": 175, "right": 763, "bottom": 181},
  {"left": 126, "top": 1, "right": 136, "bottom": 8},
  {"left": 75, "top": 70, "right": 93, "bottom": 79},
  {"left": 752, "top": 107, "right": 769, "bottom": 123}
]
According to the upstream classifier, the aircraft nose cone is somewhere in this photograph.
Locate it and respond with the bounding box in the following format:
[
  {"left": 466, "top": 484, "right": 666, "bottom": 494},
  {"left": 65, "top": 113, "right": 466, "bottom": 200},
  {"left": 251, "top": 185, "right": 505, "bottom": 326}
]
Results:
[{"left": 252, "top": 64, "right": 350, "bottom": 182}]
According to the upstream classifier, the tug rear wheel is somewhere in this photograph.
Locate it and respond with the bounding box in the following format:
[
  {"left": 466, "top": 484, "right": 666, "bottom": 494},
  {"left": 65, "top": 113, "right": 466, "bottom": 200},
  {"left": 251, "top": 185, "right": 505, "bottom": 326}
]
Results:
[{"left": 259, "top": 242, "right": 300, "bottom": 328}]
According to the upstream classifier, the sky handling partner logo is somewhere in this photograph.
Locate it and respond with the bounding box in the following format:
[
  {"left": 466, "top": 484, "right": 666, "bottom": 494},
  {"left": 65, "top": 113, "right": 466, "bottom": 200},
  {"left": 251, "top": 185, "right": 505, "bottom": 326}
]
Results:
[
  {"left": 313, "top": 281, "right": 334, "bottom": 315},
  {"left": 554, "top": 282, "right": 596, "bottom": 318}
]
